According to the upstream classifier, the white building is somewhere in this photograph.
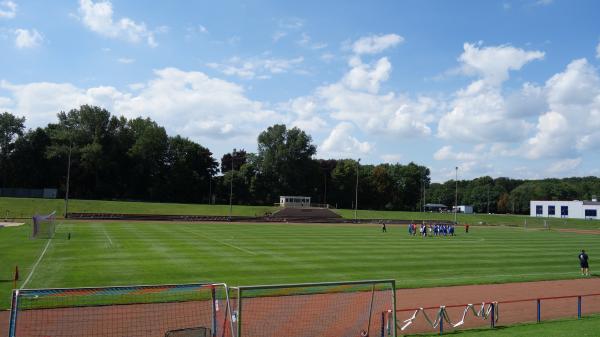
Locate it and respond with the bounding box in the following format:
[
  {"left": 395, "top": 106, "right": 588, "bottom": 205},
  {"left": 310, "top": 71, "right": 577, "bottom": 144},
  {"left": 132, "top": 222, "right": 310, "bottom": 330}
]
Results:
[
  {"left": 530, "top": 199, "right": 600, "bottom": 219},
  {"left": 279, "top": 196, "right": 311, "bottom": 208},
  {"left": 458, "top": 205, "right": 474, "bottom": 214}
]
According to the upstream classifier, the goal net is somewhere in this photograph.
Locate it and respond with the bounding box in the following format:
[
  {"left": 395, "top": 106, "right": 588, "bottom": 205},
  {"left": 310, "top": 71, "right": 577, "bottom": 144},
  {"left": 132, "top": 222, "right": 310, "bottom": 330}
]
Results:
[
  {"left": 231, "top": 279, "right": 397, "bottom": 337},
  {"left": 31, "top": 211, "right": 56, "bottom": 239},
  {"left": 9, "top": 283, "right": 234, "bottom": 337}
]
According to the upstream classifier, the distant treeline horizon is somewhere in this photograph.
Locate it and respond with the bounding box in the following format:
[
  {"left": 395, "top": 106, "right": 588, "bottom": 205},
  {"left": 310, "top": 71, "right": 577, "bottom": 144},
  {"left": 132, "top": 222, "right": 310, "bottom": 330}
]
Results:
[{"left": 1, "top": 106, "right": 599, "bottom": 214}]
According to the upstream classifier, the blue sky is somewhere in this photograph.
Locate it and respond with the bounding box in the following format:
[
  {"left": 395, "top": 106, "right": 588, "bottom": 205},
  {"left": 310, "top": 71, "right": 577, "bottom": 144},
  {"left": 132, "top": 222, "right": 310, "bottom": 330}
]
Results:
[{"left": 1, "top": 0, "right": 600, "bottom": 181}]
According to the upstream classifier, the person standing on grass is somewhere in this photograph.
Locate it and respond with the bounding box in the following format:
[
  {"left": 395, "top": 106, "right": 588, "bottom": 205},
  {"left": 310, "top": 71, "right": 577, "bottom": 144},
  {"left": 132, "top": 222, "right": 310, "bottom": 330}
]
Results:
[
  {"left": 579, "top": 250, "right": 590, "bottom": 276},
  {"left": 382, "top": 221, "right": 387, "bottom": 233}
]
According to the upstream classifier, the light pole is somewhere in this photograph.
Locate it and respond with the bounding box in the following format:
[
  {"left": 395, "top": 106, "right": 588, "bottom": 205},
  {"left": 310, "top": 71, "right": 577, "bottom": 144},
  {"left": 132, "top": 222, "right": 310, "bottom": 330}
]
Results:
[
  {"left": 354, "top": 158, "right": 360, "bottom": 222},
  {"left": 454, "top": 166, "right": 458, "bottom": 224},
  {"left": 64, "top": 140, "right": 72, "bottom": 218},
  {"left": 487, "top": 184, "right": 490, "bottom": 214},
  {"left": 228, "top": 150, "right": 234, "bottom": 221}
]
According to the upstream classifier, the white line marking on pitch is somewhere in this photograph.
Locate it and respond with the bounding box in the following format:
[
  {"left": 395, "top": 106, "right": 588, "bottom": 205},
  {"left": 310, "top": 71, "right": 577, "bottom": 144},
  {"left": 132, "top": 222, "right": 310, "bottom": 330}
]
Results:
[
  {"left": 181, "top": 228, "right": 257, "bottom": 255},
  {"left": 20, "top": 238, "right": 52, "bottom": 289},
  {"left": 102, "top": 226, "right": 114, "bottom": 246}
]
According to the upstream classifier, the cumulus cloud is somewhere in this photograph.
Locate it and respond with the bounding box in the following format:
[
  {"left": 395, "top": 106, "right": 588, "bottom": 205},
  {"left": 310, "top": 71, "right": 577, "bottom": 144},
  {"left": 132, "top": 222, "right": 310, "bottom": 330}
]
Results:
[
  {"left": 459, "top": 43, "right": 544, "bottom": 85},
  {"left": 0, "top": 0, "right": 16, "bottom": 18},
  {"left": 206, "top": 56, "right": 304, "bottom": 80},
  {"left": 320, "top": 122, "right": 372, "bottom": 158},
  {"left": 343, "top": 57, "right": 391, "bottom": 93},
  {"left": 524, "top": 58, "right": 600, "bottom": 158},
  {"left": 284, "top": 96, "right": 327, "bottom": 132},
  {"left": 352, "top": 34, "right": 404, "bottom": 55},
  {"left": 438, "top": 43, "right": 544, "bottom": 142},
  {"left": 78, "top": 0, "right": 158, "bottom": 47},
  {"left": 433, "top": 145, "right": 478, "bottom": 161},
  {"left": 0, "top": 68, "right": 281, "bottom": 153},
  {"left": 13, "top": 28, "right": 43, "bottom": 48}
]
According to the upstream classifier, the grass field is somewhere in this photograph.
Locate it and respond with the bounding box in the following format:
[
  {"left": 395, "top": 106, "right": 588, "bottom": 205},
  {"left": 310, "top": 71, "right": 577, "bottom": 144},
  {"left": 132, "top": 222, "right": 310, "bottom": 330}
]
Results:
[
  {"left": 0, "top": 197, "right": 276, "bottom": 218},
  {"left": 1, "top": 218, "right": 598, "bottom": 310},
  {"left": 414, "top": 314, "right": 600, "bottom": 336},
  {"left": 4, "top": 196, "right": 600, "bottom": 230}
]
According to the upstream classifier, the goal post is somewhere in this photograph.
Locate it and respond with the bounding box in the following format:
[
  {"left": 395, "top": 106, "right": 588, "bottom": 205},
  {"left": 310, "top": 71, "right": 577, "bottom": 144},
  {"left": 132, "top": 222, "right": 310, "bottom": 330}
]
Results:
[
  {"left": 9, "top": 283, "right": 234, "bottom": 337},
  {"left": 232, "top": 279, "right": 397, "bottom": 337},
  {"left": 31, "top": 211, "right": 56, "bottom": 239}
]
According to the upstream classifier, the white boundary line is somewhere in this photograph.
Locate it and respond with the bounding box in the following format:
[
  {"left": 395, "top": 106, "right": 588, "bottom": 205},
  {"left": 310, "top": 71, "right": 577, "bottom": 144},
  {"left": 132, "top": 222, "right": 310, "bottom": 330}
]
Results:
[
  {"left": 102, "top": 227, "right": 114, "bottom": 246},
  {"left": 20, "top": 238, "right": 52, "bottom": 289},
  {"left": 181, "top": 228, "right": 257, "bottom": 255}
]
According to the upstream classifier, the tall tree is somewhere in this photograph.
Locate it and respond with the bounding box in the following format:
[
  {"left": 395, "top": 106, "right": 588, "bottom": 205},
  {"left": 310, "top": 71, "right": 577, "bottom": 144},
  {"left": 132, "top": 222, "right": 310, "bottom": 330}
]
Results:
[
  {"left": 0, "top": 112, "right": 26, "bottom": 186},
  {"left": 221, "top": 149, "right": 247, "bottom": 173},
  {"left": 256, "top": 124, "right": 317, "bottom": 197}
]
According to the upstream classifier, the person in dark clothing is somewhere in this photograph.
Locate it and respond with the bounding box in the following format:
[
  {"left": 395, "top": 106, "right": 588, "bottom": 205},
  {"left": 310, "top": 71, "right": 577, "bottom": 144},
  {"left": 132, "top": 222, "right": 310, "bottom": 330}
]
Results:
[
  {"left": 382, "top": 221, "right": 387, "bottom": 233},
  {"left": 579, "top": 250, "right": 590, "bottom": 276}
]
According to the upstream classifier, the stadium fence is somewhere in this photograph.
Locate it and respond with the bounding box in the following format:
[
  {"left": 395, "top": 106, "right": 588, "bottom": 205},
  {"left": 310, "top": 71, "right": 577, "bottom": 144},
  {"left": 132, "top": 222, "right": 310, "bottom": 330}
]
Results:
[
  {"left": 396, "top": 292, "right": 600, "bottom": 335},
  {"left": 9, "top": 283, "right": 234, "bottom": 337},
  {"left": 230, "top": 279, "right": 397, "bottom": 337}
]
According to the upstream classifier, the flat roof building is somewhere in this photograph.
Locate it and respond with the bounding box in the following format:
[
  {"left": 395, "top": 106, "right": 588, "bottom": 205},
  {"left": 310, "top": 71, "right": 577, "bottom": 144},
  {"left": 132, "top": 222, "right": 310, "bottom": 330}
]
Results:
[
  {"left": 530, "top": 199, "right": 600, "bottom": 220},
  {"left": 279, "top": 196, "right": 311, "bottom": 208}
]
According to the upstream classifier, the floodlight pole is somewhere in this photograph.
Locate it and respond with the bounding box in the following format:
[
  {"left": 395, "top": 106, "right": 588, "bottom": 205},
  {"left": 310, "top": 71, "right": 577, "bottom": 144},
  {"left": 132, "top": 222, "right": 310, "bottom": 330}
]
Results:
[
  {"left": 454, "top": 166, "right": 458, "bottom": 224},
  {"left": 64, "top": 141, "right": 72, "bottom": 218},
  {"left": 487, "top": 184, "right": 490, "bottom": 214},
  {"left": 228, "top": 151, "right": 234, "bottom": 220},
  {"left": 354, "top": 158, "right": 360, "bottom": 222}
]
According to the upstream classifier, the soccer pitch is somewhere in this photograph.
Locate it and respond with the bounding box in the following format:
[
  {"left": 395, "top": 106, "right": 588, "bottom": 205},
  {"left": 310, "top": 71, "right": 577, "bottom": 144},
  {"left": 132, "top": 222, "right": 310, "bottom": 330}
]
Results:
[{"left": 1, "top": 221, "right": 597, "bottom": 309}]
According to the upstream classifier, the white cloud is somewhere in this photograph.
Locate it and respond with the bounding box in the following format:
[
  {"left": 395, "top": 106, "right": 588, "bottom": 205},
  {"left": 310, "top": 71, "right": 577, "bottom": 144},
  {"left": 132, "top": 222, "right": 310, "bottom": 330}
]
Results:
[
  {"left": 185, "top": 24, "right": 208, "bottom": 39},
  {"left": 284, "top": 96, "right": 327, "bottom": 132},
  {"left": 13, "top": 28, "right": 43, "bottom": 48},
  {"left": 117, "top": 57, "right": 134, "bottom": 64},
  {"left": 433, "top": 145, "right": 477, "bottom": 161},
  {"left": 0, "top": 68, "right": 282, "bottom": 153},
  {"left": 546, "top": 158, "right": 581, "bottom": 175},
  {"left": 381, "top": 154, "right": 402, "bottom": 163},
  {"left": 320, "top": 122, "right": 372, "bottom": 158},
  {"left": 343, "top": 57, "right": 391, "bottom": 93},
  {"left": 505, "top": 83, "right": 547, "bottom": 118},
  {"left": 278, "top": 17, "right": 304, "bottom": 30},
  {"left": 438, "top": 43, "right": 544, "bottom": 142},
  {"left": 596, "top": 41, "right": 600, "bottom": 59},
  {"left": 272, "top": 31, "right": 286, "bottom": 42},
  {"left": 207, "top": 56, "right": 304, "bottom": 79},
  {"left": 459, "top": 43, "right": 544, "bottom": 85},
  {"left": 524, "top": 58, "right": 600, "bottom": 158},
  {"left": 78, "top": 0, "right": 158, "bottom": 47},
  {"left": 534, "top": 0, "right": 553, "bottom": 6},
  {"left": 0, "top": 0, "right": 16, "bottom": 18},
  {"left": 297, "top": 33, "right": 327, "bottom": 50},
  {"left": 321, "top": 53, "right": 335, "bottom": 62},
  {"left": 285, "top": 51, "right": 437, "bottom": 138},
  {"left": 352, "top": 33, "right": 404, "bottom": 55}
]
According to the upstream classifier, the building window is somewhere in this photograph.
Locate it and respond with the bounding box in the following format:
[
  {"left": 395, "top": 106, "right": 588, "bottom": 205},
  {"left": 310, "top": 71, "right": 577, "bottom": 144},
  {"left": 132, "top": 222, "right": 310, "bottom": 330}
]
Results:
[
  {"left": 548, "top": 205, "right": 555, "bottom": 215},
  {"left": 536, "top": 205, "right": 543, "bottom": 215},
  {"left": 585, "top": 209, "right": 597, "bottom": 218},
  {"left": 561, "top": 206, "right": 569, "bottom": 217}
]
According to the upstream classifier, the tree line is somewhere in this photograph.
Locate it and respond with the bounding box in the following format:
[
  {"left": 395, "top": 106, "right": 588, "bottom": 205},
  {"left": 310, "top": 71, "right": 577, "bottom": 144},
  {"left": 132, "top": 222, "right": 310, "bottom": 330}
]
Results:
[{"left": 1, "top": 106, "right": 599, "bottom": 214}]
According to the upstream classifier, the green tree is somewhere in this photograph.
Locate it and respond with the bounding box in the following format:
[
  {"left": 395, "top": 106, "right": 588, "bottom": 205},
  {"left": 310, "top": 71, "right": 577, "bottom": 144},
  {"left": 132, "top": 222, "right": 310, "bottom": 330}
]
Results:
[
  {"left": 256, "top": 124, "right": 317, "bottom": 198},
  {"left": 0, "top": 112, "right": 26, "bottom": 185}
]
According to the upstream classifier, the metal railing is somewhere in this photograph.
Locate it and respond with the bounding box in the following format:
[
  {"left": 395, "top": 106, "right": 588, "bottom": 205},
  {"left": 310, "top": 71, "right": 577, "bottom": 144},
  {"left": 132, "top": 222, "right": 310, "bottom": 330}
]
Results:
[{"left": 396, "top": 292, "right": 600, "bottom": 335}]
